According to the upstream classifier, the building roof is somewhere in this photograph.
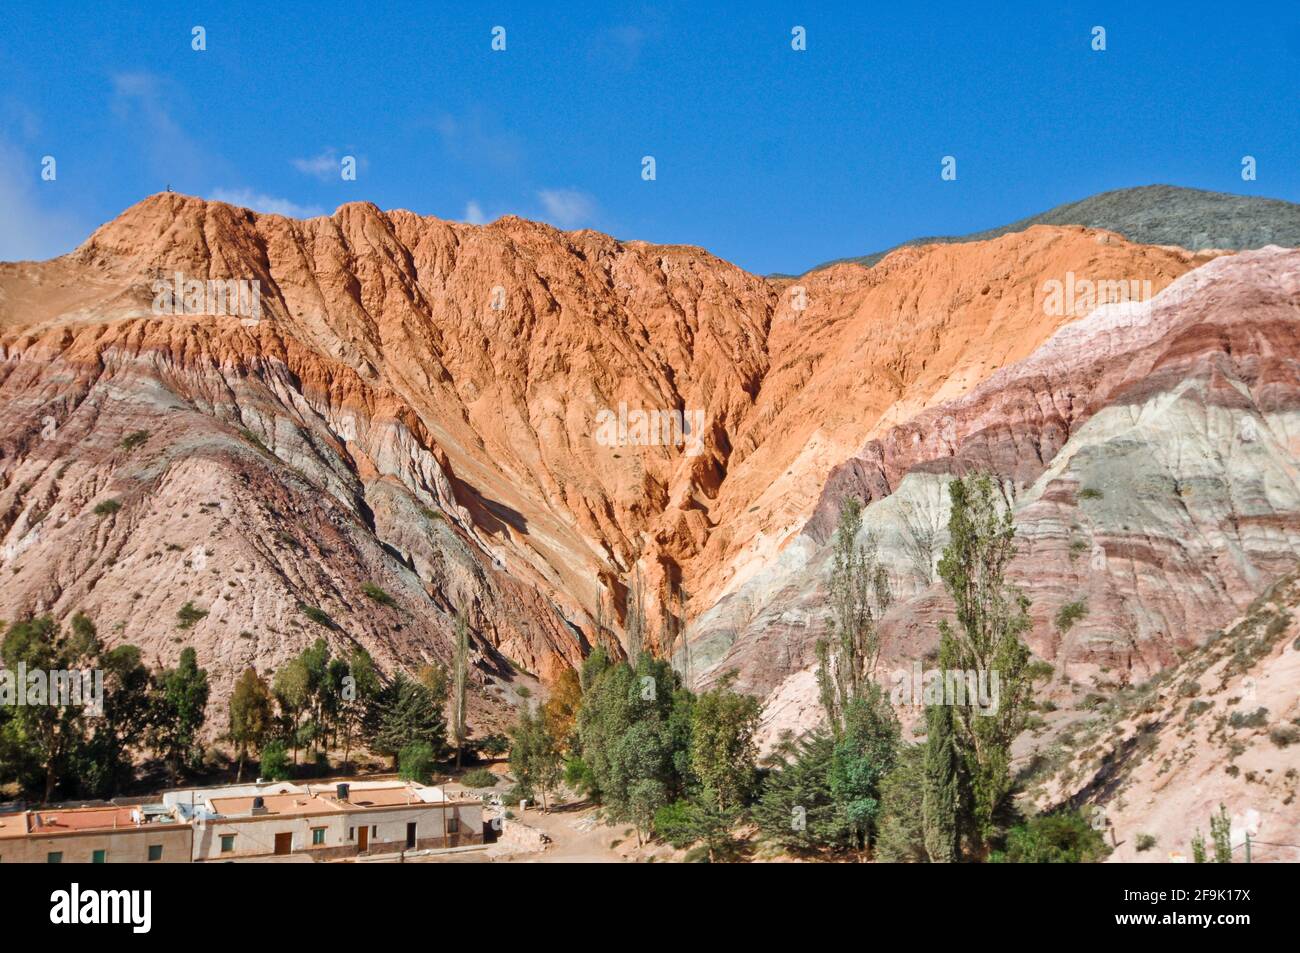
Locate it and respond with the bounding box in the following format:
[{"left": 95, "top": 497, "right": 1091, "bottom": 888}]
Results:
[
  {"left": 0, "top": 806, "right": 186, "bottom": 840},
  {"left": 0, "top": 780, "right": 479, "bottom": 836},
  {"left": 207, "top": 793, "right": 340, "bottom": 819},
  {"left": 343, "top": 786, "right": 435, "bottom": 808}
]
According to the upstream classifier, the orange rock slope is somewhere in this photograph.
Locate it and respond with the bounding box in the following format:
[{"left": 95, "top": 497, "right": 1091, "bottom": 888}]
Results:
[{"left": 0, "top": 193, "right": 1214, "bottom": 713}]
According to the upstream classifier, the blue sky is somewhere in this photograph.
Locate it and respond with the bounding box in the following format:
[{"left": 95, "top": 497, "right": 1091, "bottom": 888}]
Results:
[{"left": 2, "top": 1, "right": 1297, "bottom": 274}]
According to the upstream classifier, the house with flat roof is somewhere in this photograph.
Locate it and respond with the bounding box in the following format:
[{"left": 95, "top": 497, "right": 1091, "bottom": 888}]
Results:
[
  {"left": 0, "top": 804, "right": 192, "bottom": 864},
  {"left": 186, "top": 780, "right": 484, "bottom": 861},
  {"left": 0, "top": 778, "right": 485, "bottom": 863}
]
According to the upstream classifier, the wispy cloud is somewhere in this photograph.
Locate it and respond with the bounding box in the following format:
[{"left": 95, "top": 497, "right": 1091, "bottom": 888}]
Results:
[
  {"left": 290, "top": 148, "right": 359, "bottom": 182},
  {"left": 536, "top": 188, "right": 597, "bottom": 228},
  {"left": 209, "top": 187, "right": 324, "bottom": 218},
  {"left": 291, "top": 151, "right": 337, "bottom": 180},
  {"left": 109, "top": 71, "right": 208, "bottom": 178},
  {"left": 462, "top": 200, "right": 488, "bottom": 225},
  {"left": 434, "top": 111, "right": 523, "bottom": 170},
  {"left": 0, "top": 139, "right": 88, "bottom": 262},
  {"left": 590, "top": 18, "right": 664, "bottom": 70}
]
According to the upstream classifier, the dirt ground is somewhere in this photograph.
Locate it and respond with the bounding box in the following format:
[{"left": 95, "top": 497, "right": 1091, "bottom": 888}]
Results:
[{"left": 414, "top": 798, "right": 681, "bottom": 864}]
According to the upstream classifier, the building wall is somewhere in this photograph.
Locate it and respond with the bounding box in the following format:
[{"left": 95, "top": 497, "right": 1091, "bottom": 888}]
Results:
[
  {"left": 349, "top": 802, "right": 484, "bottom": 855},
  {"left": 0, "top": 825, "right": 192, "bottom": 864},
  {"left": 192, "top": 812, "right": 348, "bottom": 861},
  {"left": 192, "top": 802, "right": 483, "bottom": 861}
]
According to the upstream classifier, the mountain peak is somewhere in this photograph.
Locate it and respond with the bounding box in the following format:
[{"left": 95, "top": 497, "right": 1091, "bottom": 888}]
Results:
[{"left": 802, "top": 184, "right": 1300, "bottom": 275}]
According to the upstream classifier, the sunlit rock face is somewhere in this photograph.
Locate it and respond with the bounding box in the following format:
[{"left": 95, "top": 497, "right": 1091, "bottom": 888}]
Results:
[{"left": 2, "top": 191, "right": 1281, "bottom": 746}]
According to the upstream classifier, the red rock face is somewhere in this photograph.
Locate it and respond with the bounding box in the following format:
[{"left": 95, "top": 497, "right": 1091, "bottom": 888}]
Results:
[
  {"left": 699, "top": 247, "right": 1300, "bottom": 741},
  {"left": 0, "top": 193, "right": 1239, "bottom": 725}
]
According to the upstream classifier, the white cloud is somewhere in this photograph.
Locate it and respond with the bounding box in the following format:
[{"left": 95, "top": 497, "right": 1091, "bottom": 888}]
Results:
[
  {"left": 463, "top": 200, "right": 488, "bottom": 224},
  {"left": 291, "top": 149, "right": 340, "bottom": 181},
  {"left": 0, "top": 139, "right": 89, "bottom": 262},
  {"left": 536, "top": 188, "right": 597, "bottom": 228},
  {"left": 209, "top": 188, "right": 324, "bottom": 219},
  {"left": 434, "top": 112, "right": 522, "bottom": 170},
  {"left": 109, "top": 71, "right": 208, "bottom": 178}
]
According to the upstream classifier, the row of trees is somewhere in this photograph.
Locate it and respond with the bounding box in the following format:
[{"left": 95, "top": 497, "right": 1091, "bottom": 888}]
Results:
[
  {"left": 537, "top": 472, "right": 1052, "bottom": 861},
  {"left": 757, "top": 474, "right": 1038, "bottom": 860},
  {"left": 229, "top": 612, "right": 479, "bottom": 783},
  {"left": 0, "top": 615, "right": 209, "bottom": 801},
  {"left": 1, "top": 607, "right": 481, "bottom": 801}
]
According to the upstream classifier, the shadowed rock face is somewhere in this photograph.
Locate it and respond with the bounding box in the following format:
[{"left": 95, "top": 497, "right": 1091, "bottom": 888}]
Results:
[
  {"left": 697, "top": 247, "right": 1300, "bottom": 748},
  {"left": 0, "top": 191, "right": 1267, "bottom": 736}
]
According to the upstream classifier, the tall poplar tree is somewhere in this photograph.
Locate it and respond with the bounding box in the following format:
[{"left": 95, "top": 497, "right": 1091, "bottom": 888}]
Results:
[
  {"left": 451, "top": 610, "right": 470, "bottom": 767},
  {"left": 935, "top": 472, "right": 1033, "bottom": 853}
]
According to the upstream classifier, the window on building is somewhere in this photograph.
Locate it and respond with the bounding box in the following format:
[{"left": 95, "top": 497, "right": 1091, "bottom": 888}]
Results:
[
  {"left": 347, "top": 827, "right": 354, "bottom": 841},
  {"left": 311, "top": 827, "right": 326, "bottom": 846},
  {"left": 92, "top": 849, "right": 107, "bottom": 864},
  {"left": 220, "top": 834, "right": 236, "bottom": 853},
  {"left": 147, "top": 844, "right": 163, "bottom": 862},
  {"left": 371, "top": 825, "right": 377, "bottom": 838},
  {"left": 47, "top": 852, "right": 62, "bottom": 863},
  {"left": 447, "top": 817, "right": 460, "bottom": 833}
]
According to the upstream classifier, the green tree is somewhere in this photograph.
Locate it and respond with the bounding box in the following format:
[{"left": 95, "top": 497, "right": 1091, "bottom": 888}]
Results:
[
  {"left": 814, "top": 500, "right": 900, "bottom": 855},
  {"left": 654, "top": 794, "right": 740, "bottom": 861},
  {"left": 564, "top": 756, "right": 597, "bottom": 799},
  {"left": 72, "top": 642, "right": 154, "bottom": 798},
  {"left": 991, "top": 810, "right": 1108, "bottom": 863},
  {"left": 450, "top": 611, "right": 470, "bottom": 767},
  {"left": 922, "top": 698, "right": 961, "bottom": 862},
  {"left": 936, "top": 472, "right": 1033, "bottom": 853},
  {"left": 1210, "top": 803, "right": 1233, "bottom": 863},
  {"left": 577, "top": 653, "right": 685, "bottom": 825},
  {"left": 829, "top": 688, "right": 900, "bottom": 854},
  {"left": 875, "top": 743, "right": 928, "bottom": 862},
  {"left": 272, "top": 657, "right": 311, "bottom": 765},
  {"left": 508, "top": 704, "right": 563, "bottom": 811},
  {"left": 399, "top": 741, "right": 436, "bottom": 783},
  {"left": 259, "top": 739, "right": 292, "bottom": 781},
  {"left": 689, "top": 678, "right": 761, "bottom": 811},
  {"left": 370, "top": 671, "right": 448, "bottom": 769},
  {"left": 754, "top": 731, "right": 848, "bottom": 853},
  {"left": 1, "top": 614, "right": 103, "bottom": 801},
  {"left": 816, "top": 499, "right": 891, "bottom": 735},
  {"left": 298, "top": 638, "right": 331, "bottom": 758},
  {"left": 341, "top": 648, "right": 380, "bottom": 772},
  {"left": 627, "top": 777, "right": 667, "bottom": 846},
  {"left": 228, "top": 667, "right": 274, "bottom": 782},
  {"left": 152, "top": 646, "right": 209, "bottom": 781},
  {"left": 323, "top": 656, "right": 349, "bottom": 749}
]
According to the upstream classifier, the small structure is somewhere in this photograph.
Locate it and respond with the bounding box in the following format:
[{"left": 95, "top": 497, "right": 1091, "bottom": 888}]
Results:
[
  {"left": 0, "top": 804, "right": 192, "bottom": 864},
  {"left": 179, "top": 780, "right": 483, "bottom": 862}
]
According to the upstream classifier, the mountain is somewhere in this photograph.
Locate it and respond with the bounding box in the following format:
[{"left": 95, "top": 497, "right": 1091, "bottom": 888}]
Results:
[
  {"left": 0, "top": 194, "right": 1214, "bottom": 721},
  {"left": 2, "top": 187, "right": 1297, "bottom": 788},
  {"left": 697, "top": 245, "right": 1300, "bottom": 750},
  {"left": 804, "top": 185, "right": 1300, "bottom": 274}
]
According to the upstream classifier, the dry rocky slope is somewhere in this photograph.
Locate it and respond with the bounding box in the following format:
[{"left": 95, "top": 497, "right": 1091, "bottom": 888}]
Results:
[
  {"left": 700, "top": 246, "right": 1300, "bottom": 748},
  {"left": 1031, "top": 566, "right": 1300, "bottom": 863},
  {"left": 0, "top": 193, "right": 1293, "bottom": 758}
]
